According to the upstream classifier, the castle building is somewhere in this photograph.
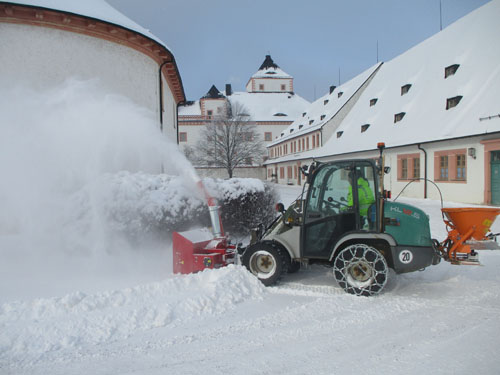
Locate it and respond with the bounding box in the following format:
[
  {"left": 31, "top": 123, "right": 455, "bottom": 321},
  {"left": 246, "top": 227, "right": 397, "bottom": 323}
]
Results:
[{"left": 178, "top": 55, "right": 309, "bottom": 177}]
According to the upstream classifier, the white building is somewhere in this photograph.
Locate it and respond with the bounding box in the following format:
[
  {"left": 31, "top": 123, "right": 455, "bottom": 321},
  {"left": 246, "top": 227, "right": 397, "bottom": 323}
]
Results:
[
  {"left": 178, "top": 55, "right": 309, "bottom": 177},
  {"left": 266, "top": 0, "right": 500, "bottom": 205},
  {"left": 0, "top": 0, "right": 185, "bottom": 141}
]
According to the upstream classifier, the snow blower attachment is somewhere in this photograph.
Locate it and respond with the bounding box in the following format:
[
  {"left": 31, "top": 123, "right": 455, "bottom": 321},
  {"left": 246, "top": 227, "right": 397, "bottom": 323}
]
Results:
[
  {"left": 437, "top": 207, "right": 500, "bottom": 265},
  {"left": 173, "top": 181, "right": 236, "bottom": 275}
]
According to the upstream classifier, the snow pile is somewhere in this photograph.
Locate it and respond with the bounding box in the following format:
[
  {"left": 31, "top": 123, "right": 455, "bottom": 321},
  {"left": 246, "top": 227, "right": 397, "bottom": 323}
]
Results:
[{"left": 0, "top": 265, "right": 265, "bottom": 367}]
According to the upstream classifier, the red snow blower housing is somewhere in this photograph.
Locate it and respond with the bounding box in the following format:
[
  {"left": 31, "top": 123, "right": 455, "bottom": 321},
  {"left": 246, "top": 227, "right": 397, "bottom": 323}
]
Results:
[{"left": 173, "top": 182, "right": 236, "bottom": 274}]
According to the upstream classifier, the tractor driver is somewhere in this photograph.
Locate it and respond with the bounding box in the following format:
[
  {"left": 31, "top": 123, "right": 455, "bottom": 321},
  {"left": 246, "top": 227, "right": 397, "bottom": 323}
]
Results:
[{"left": 346, "top": 170, "right": 375, "bottom": 227}]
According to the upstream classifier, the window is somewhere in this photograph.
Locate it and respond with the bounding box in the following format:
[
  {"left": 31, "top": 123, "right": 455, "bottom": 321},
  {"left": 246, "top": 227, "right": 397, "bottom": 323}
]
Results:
[
  {"left": 439, "top": 156, "right": 449, "bottom": 180},
  {"left": 361, "top": 124, "right": 370, "bottom": 133},
  {"left": 306, "top": 137, "right": 309, "bottom": 150},
  {"left": 299, "top": 125, "right": 304, "bottom": 129},
  {"left": 337, "top": 91, "right": 343, "bottom": 98},
  {"left": 370, "top": 98, "right": 378, "bottom": 106},
  {"left": 398, "top": 153, "right": 420, "bottom": 181},
  {"left": 394, "top": 112, "right": 406, "bottom": 123},
  {"left": 312, "top": 135, "right": 316, "bottom": 148},
  {"left": 401, "top": 159, "right": 408, "bottom": 180},
  {"left": 207, "top": 110, "right": 213, "bottom": 118},
  {"left": 179, "top": 132, "right": 187, "bottom": 142},
  {"left": 446, "top": 96, "right": 463, "bottom": 110},
  {"left": 316, "top": 134, "right": 320, "bottom": 147},
  {"left": 287, "top": 166, "right": 293, "bottom": 179},
  {"left": 280, "top": 167, "right": 284, "bottom": 179},
  {"left": 259, "top": 84, "right": 264, "bottom": 90},
  {"left": 290, "top": 129, "right": 294, "bottom": 133},
  {"left": 401, "top": 84, "right": 412, "bottom": 95},
  {"left": 281, "top": 84, "right": 286, "bottom": 91},
  {"left": 445, "top": 64, "right": 460, "bottom": 78},
  {"left": 264, "top": 132, "right": 272, "bottom": 141},
  {"left": 337, "top": 131, "right": 343, "bottom": 138},
  {"left": 309, "top": 120, "right": 314, "bottom": 125},
  {"left": 302, "top": 112, "right": 307, "bottom": 117},
  {"left": 413, "top": 158, "right": 420, "bottom": 179},
  {"left": 324, "top": 99, "right": 329, "bottom": 105},
  {"left": 456, "top": 154, "right": 466, "bottom": 180},
  {"left": 320, "top": 115, "right": 326, "bottom": 121}
]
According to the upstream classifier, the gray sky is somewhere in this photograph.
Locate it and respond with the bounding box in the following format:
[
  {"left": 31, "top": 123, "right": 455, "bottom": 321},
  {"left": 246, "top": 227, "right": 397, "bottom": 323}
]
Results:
[{"left": 107, "top": 0, "right": 489, "bottom": 102}]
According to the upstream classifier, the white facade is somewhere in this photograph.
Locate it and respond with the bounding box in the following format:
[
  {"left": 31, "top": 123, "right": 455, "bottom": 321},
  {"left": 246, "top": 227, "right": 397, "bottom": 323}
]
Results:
[{"left": 246, "top": 77, "right": 293, "bottom": 93}]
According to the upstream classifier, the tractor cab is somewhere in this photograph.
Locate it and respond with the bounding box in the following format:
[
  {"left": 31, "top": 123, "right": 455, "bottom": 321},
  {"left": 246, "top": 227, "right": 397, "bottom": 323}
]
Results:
[{"left": 302, "top": 160, "right": 378, "bottom": 259}]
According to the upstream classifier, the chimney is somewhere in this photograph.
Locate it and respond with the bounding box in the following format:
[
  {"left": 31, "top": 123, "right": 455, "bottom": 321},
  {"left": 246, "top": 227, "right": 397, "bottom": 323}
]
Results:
[
  {"left": 329, "top": 85, "right": 336, "bottom": 94},
  {"left": 225, "top": 84, "right": 232, "bottom": 96}
]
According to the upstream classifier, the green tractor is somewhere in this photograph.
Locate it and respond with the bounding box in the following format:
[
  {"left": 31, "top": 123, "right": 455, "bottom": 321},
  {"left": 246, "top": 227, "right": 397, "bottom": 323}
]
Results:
[{"left": 241, "top": 144, "right": 441, "bottom": 296}]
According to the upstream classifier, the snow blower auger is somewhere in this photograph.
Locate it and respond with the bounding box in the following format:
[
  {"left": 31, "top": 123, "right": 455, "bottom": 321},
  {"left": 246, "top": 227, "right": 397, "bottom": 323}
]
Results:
[
  {"left": 172, "top": 181, "right": 237, "bottom": 275},
  {"left": 436, "top": 207, "right": 500, "bottom": 265}
]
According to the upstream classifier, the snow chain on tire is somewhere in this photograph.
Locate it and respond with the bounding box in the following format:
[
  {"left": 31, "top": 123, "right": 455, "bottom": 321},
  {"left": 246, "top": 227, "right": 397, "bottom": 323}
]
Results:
[{"left": 333, "top": 244, "right": 388, "bottom": 297}]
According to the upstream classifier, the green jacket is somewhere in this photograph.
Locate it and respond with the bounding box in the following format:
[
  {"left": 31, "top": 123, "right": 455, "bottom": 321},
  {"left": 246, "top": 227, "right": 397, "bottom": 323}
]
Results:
[{"left": 347, "top": 177, "right": 375, "bottom": 216}]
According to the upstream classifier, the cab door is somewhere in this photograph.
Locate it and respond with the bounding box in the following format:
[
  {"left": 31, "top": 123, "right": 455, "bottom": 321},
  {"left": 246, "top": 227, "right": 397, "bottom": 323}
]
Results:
[
  {"left": 302, "top": 162, "right": 355, "bottom": 258},
  {"left": 301, "top": 161, "right": 378, "bottom": 259}
]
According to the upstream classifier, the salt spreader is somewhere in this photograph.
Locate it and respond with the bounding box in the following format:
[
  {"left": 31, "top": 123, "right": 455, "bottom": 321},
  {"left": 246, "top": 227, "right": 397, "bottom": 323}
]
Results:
[{"left": 172, "top": 143, "right": 500, "bottom": 296}]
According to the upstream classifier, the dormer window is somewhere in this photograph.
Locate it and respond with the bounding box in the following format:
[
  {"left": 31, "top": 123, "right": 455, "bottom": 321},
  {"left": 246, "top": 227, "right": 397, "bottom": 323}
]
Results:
[
  {"left": 320, "top": 115, "right": 326, "bottom": 121},
  {"left": 309, "top": 120, "right": 314, "bottom": 125},
  {"left": 299, "top": 125, "right": 304, "bottom": 129},
  {"left": 370, "top": 98, "right": 378, "bottom": 107},
  {"left": 290, "top": 129, "right": 294, "bottom": 133},
  {"left": 281, "top": 132, "right": 284, "bottom": 137},
  {"left": 394, "top": 112, "right": 406, "bottom": 123},
  {"left": 324, "top": 99, "right": 329, "bottom": 105},
  {"left": 361, "top": 124, "right": 370, "bottom": 133},
  {"left": 302, "top": 112, "right": 307, "bottom": 117},
  {"left": 337, "top": 131, "right": 343, "bottom": 138},
  {"left": 273, "top": 113, "right": 287, "bottom": 117},
  {"left": 337, "top": 91, "right": 343, "bottom": 98},
  {"left": 446, "top": 96, "right": 463, "bottom": 110},
  {"left": 445, "top": 64, "right": 460, "bottom": 78},
  {"left": 401, "top": 84, "right": 412, "bottom": 95}
]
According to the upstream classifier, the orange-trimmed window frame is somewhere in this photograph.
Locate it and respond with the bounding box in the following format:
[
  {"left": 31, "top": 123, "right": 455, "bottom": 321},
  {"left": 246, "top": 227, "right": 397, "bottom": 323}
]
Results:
[
  {"left": 397, "top": 153, "right": 421, "bottom": 181},
  {"left": 434, "top": 148, "right": 467, "bottom": 182}
]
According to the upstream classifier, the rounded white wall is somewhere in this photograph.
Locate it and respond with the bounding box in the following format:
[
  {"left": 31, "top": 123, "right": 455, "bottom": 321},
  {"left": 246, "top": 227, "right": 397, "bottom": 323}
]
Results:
[{"left": 0, "top": 23, "right": 177, "bottom": 141}]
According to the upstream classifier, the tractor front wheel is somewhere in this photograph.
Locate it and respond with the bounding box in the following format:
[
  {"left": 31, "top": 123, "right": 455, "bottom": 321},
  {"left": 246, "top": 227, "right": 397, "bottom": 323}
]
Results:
[
  {"left": 242, "top": 243, "right": 285, "bottom": 286},
  {"left": 333, "top": 244, "right": 388, "bottom": 296}
]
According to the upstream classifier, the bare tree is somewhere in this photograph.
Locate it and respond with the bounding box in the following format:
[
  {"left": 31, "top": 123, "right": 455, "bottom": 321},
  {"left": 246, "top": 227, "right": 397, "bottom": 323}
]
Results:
[{"left": 189, "top": 102, "right": 264, "bottom": 178}]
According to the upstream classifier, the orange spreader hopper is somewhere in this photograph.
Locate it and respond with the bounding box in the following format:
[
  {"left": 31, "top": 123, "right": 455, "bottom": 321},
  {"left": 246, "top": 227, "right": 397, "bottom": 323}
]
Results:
[{"left": 439, "top": 207, "right": 500, "bottom": 265}]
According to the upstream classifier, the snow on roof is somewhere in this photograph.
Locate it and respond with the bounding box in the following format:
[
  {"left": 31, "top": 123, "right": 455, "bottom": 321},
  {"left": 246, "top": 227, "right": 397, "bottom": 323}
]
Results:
[
  {"left": 270, "top": 0, "right": 500, "bottom": 162},
  {"left": 269, "top": 62, "right": 382, "bottom": 146},
  {"left": 228, "top": 92, "right": 309, "bottom": 122},
  {"left": 5, "top": 0, "right": 169, "bottom": 48},
  {"left": 178, "top": 100, "right": 201, "bottom": 116},
  {"left": 251, "top": 67, "right": 292, "bottom": 79},
  {"left": 251, "top": 55, "right": 292, "bottom": 79}
]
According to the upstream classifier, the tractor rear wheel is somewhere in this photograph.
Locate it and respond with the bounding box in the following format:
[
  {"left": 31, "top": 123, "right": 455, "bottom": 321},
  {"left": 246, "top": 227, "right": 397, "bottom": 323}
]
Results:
[
  {"left": 333, "top": 244, "right": 388, "bottom": 296},
  {"left": 242, "top": 243, "right": 285, "bottom": 286}
]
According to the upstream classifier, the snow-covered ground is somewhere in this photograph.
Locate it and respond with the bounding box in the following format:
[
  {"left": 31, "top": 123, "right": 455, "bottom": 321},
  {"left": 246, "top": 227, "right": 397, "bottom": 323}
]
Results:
[
  {"left": 1, "top": 81, "right": 499, "bottom": 374},
  {"left": 2, "top": 183, "right": 500, "bottom": 375}
]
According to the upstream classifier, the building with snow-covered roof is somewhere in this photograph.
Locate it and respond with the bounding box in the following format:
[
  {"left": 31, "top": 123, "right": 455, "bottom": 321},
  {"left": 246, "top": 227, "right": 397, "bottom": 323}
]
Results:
[
  {"left": 0, "top": 0, "right": 185, "bottom": 141},
  {"left": 266, "top": 0, "right": 500, "bottom": 205},
  {"left": 178, "top": 54, "right": 309, "bottom": 177}
]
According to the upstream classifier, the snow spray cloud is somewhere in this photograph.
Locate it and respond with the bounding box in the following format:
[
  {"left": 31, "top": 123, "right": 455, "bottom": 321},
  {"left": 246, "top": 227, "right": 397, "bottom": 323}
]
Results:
[{"left": 0, "top": 79, "right": 200, "bottom": 256}]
